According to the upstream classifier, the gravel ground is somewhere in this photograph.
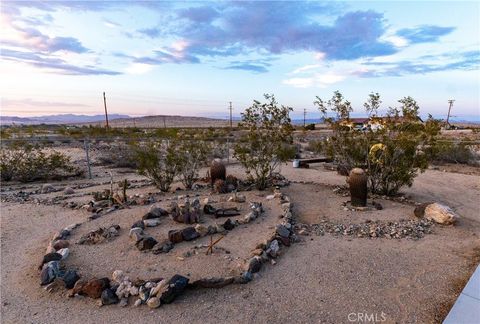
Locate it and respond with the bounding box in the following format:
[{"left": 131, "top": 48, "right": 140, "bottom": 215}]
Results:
[{"left": 1, "top": 164, "right": 479, "bottom": 324}]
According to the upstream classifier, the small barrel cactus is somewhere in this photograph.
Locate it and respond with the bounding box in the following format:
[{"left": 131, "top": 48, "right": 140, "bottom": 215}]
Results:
[
  {"left": 347, "top": 168, "right": 367, "bottom": 207},
  {"left": 210, "top": 159, "right": 226, "bottom": 186}
]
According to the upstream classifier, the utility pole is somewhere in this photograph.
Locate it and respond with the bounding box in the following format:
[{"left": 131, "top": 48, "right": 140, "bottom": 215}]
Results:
[
  {"left": 229, "top": 101, "right": 233, "bottom": 128},
  {"left": 446, "top": 99, "right": 455, "bottom": 127},
  {"left": 303, "top": 108, "right": 307, "bottom": 127},
  {"left": 103, "top": 91, "right": 109, "bottom": 129}
]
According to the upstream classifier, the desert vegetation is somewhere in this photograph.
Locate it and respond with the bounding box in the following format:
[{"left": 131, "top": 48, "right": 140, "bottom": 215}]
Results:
[
  {"left": 313, "top": 91, "right": 442, "bottom": 195},
  {"left": 0, "top": 143, "right": 81, "bottom": 182}
]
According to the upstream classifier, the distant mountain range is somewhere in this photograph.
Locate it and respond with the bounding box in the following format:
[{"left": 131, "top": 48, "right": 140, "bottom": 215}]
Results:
[{"left": 0, "top": 114, "right": 130, "bottom": 125}]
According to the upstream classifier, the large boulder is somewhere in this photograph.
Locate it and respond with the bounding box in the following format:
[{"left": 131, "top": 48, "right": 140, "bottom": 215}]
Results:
[{"left": 424, "top": 203, "right": 459, "bottom": 225}]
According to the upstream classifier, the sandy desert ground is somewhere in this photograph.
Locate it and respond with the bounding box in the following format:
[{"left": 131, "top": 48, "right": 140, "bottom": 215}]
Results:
[{"left": 1, "top": 157, "right": 479, "bottom": 324}]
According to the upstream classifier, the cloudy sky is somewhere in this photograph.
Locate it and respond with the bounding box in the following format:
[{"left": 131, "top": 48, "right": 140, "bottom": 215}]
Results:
[{"left": 1, "top": 1, "right": 479, "bottom": 120}]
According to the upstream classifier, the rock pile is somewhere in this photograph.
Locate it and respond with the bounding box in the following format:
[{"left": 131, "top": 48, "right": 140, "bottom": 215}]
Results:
[
  {"left": 78, "top": 224, "right": 120, "bottom": 245},
  {"left": 39, "top": 223, "right": 81, "bottom": 289}
]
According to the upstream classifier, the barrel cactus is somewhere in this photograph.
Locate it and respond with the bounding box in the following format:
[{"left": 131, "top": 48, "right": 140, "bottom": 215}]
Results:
[
  {"left": 210, "top": 159, "right": 226, "bottom": 186},
  {"left": 347, "top": 168, "right": 367, "bottom": 207}
]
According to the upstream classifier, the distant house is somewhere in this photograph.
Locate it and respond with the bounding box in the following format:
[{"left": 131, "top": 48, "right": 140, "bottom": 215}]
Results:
[{"left": 339, "top": 116, "right": 424, "bottom": 131}]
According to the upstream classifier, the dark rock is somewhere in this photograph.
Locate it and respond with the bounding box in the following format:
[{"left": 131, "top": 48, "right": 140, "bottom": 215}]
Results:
[
  {"left": 223, "top": 218, "right": 235, "bottom": 231},
  {"left": 245, "top": 257, "right": 262, "bottom": 273},
  {"left": 203, "top": 204, "right": 216, "bottom": 215},
  {"left": 62, "top": 270, "right": 80, "bottom": 289},
  {"left": 143, "top": 208, "right": 168, "bottom": 220},
  {"left": 131, "top": 220, "right": 145, "bottom": 230},
  {"left": 373, "top": 201, "right": 383, "bottom": 210},
  {"left": 414, "top": 203, "right": 431, "bottom": 218},
  {"left": 136, "top": 237, "right": 158, "bottom": 251},
  {"left": 101, "top": 288, "right": 119, "bottom": 305},
  {"left": 234, "top": 272, "right": 253, "bottom": 284},
  {"left": 152, "top": 240, "right": 174, "bottom": 254},
  {"left": 40, "top": 252, "right": 62, "bottom": 269},
  {"left": 191, "top": 277, "right": 234, "bottom": 289},
  {"left": 181, "top": 227, "right": 200, "bottom": 241},
  {"left": 277, "top": 235, "right": 291, "bottom": 247},
  {"left": 159, "top": 275, "right": 189, "bottom": 304},
  {"left": 40, "top": 261, "right": 60, "bottom": 286},
  {"left": 168, "top": 230, "right": 184, "bottom": 244},
  {"left": 276, "top": 224, "right": 290, "bottom": 238}
]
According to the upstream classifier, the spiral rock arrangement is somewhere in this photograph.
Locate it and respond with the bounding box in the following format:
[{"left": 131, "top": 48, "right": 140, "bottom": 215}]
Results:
[{"left": 38, "top": 188, "right": 299, "bottom": 309}]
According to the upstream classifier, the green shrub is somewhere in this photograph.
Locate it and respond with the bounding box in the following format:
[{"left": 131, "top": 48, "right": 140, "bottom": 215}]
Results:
[
  {"left": 0, "top": 145, "right": 80, "bottom": 182},
  {"left": 174, "top": 138, "right": 213, "bottom": 189},
  {"left": 234, "top": 94, "right": 294, "bottom": 190},
  {"left": 314, "top": 91, "right": 441, "bottom": 196},
  {"left": 433, "top": 140, "right": 478, "bottom": 165},
  {"left": 133, "top": 139, "right": 179, "bottom": 192}
]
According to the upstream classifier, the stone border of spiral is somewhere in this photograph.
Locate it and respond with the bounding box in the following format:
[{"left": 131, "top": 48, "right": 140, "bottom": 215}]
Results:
[{"left": 38, "top": 189, "right": 297, "bottom": 309}]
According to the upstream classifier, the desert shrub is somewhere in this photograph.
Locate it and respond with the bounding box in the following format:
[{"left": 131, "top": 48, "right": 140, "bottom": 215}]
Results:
[
  {"left": 234, "top": 94, "right": 294, "bottom": 190},
  {"left": 304, "top": 123, "right": 315, "bottom": 130},
  {"left": 433, "top": 140, "right": 478, "bottom": 165},
  {"left": 0, "top": 144, "right": 80, "bottom": 182},
  {"left": 97, "top": 142, "right": 139, "bottom": 168},
  {"left": 133, "top": 139, "right": 179, "bottom": 192},
  {"left": 314, "top": 91, "right": 440, "bottom": 195},
  {"left": 174, "top": 138, "right": 213, "bottom": 189}
]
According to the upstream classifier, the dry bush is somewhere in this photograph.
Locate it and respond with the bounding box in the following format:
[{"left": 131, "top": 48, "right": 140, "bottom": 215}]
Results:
[{"left": 0, "top": 144, "right": 81, "bottom": 182}]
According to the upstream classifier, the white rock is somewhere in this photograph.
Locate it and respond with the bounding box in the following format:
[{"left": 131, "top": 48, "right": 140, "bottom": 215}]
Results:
[
  {"left": 134, "top": 299, "right": 142, "bottom": 307},
  {"left": 145, "top": 281, "right": 154, "bottom": 289},
  {"left": 129, "top": 286, "right": 139, "bottom": 296},
  {"left": 147, "top": 297, "right": 161, "bottom": 309},
  {"left": 64, "top": 223, "right": 80, "bottom": 232},
  {"left": 194, "top": 224, "right": 209, "bottom": 237},
  {"left": 143, "top": 218, "right": 161, "bottom": 227},
  {"left": 112, "top": 270, "right": 125, "bottom": 283},
  {"left": 269, "top": 240, "right": 280, "bottom": 257},
  {"left": 64, "top": 187, "right": 75, "bottom": 195},
  {"left": 424, "top": 203, "right": 459, "bottom": 225},
  {"left": 57, "top": 248, "right": 70, "bottom": 260},
  {"left": 266, "top": 195, "right": 275, "bottom": 200}
]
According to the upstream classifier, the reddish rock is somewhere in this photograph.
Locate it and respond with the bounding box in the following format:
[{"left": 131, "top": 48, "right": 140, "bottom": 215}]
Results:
[
  {"left": 52, "top": 239, "right": 70, "bottom": 250},
  {"left": 73, "top": 278, "right": 110, "bottom": 299},
  {"left": 168, "top": 230, "right": 183, "bottom": 244}
]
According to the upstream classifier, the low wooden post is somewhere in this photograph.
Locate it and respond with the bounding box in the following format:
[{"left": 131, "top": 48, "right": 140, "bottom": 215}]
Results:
[{"left": 84, "top": 139, "right": 92, "bottom": 179}]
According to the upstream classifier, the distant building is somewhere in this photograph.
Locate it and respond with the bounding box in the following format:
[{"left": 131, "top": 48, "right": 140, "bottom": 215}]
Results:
[{"left": 339, "top": 116, "right": 424, "bottom": 131}]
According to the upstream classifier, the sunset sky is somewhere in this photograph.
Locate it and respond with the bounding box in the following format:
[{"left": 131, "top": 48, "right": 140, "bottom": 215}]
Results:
[{"left": 1, "top": 1, "right": 479, "bottom": 120}]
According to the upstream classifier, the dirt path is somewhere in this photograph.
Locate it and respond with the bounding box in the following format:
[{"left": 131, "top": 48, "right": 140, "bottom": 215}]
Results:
[{"left": 1, "top": 166, "right": 479, "bottom": 323}]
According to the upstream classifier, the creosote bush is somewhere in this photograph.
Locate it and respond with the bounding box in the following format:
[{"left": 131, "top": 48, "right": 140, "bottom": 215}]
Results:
[
  {"left": 234, "top": 94, "right": 294, "bottom": 190},
  {"left": 313, "top": 91, "right": 441, "bottom": 196},
  {"left": 0, "top": 144, "right": 80, "bottom": 182},
  {"left": 134, "top": 140, "right": 178, "bottom": 192},
  {"left": 133, "top": 135, "right": 214, "bottom": 191}
]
